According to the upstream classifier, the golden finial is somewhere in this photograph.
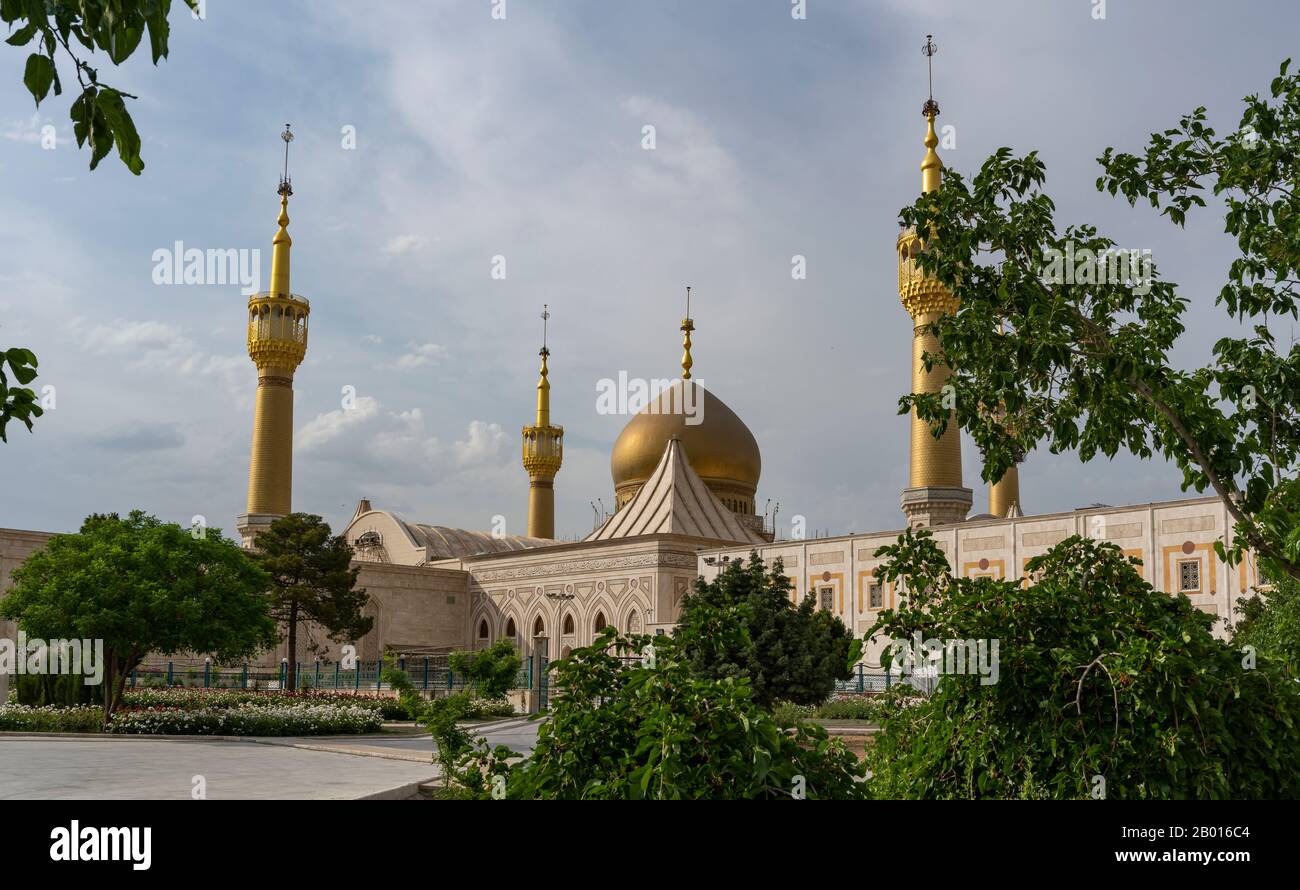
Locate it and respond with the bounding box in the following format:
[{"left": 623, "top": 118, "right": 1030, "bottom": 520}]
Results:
[
  {"left": 680, "top": 286, "right": 694, "bottom": 380},
  {"left": 270, "top": 124, "right": 294, "bottom": 297},
  {"left": 536, "top": 304, "right": 551, "bottom": 426},
  {"left": 920, "top": 36, "right": 942, "bottom": 194}
]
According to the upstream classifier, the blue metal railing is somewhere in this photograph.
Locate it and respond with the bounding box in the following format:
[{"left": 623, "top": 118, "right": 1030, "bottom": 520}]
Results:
[{"left": 125, "top": 658, "right": 534, "bottom": 692}]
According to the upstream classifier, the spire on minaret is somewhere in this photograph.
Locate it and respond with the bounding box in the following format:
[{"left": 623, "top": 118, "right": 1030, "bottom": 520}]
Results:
[
  {"left": 522, "top": 304, "right": 563, "bottom": 539},
  {"left": 270, "top": 124, "right": 294, "bottom": 298},
  {"left": 535, "top": 304, "right": 551, "bottom": 427},
  {"left": 680, "top": 286, "right": 694, "bottom": 380},
  {"left": 920, "top": 35, "right": 942, "bottom": 195},
  {"left": 988, "top": 321, "right": 1025, "bottom": 518}
]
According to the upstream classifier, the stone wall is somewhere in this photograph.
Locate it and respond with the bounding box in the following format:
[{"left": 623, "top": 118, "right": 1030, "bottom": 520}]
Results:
[{"left": 698, "top": 496, "right": 1260, "bottom": 667}]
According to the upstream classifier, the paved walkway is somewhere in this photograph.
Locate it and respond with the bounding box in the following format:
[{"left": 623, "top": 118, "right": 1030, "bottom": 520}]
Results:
[
  {"left": 0, "top": 736, "right": 438, "bottom": 799},
  {"left": 0, "top": 718, "right": 542, "bottom": 799}
]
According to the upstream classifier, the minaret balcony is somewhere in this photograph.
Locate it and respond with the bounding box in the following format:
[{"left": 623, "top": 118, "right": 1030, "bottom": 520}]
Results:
[{"left": 522, "top": 425, "right": 564, "bottom": 478}]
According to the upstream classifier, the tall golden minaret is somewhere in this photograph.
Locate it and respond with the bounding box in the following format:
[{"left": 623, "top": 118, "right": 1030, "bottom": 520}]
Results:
[
  {"left": 988, "top": 324, "right": 1024, "bottom": 518},
  {"left": 236, "top": 125, "right": 310, "bottom": 548},
  {"left": 521, "top": 305, "right": 563, "bottom": 539},
  {"left": 897, "top": 37, "right": 972, "bottom": 528}
]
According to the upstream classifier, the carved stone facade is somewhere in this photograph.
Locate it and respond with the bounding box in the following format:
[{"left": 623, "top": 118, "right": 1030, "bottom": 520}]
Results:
[{"left": 698, "top": 495, "right": 1261, "bottom": 671}]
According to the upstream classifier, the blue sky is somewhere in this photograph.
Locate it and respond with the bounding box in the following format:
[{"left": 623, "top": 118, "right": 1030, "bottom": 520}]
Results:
[{"left": 0, "top": 0, "right": 1294, "bottom": 540}]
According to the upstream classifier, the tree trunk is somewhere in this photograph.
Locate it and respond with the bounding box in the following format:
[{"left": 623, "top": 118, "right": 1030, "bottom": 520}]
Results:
[{"left": 286, "top": 600, "right": 299, "bottom": 693}]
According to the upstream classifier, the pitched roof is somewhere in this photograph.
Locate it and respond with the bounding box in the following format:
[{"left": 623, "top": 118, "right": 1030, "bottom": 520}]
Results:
[{"left": 584, "top": 438, "right": 766, "bottom": 544}]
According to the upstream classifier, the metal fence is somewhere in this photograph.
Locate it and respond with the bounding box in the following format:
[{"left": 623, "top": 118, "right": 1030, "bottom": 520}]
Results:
[
  {"left": 126, "top": 656, "right": 539, "bottom": 694},
  {"left": 832, "top": 664, "right": 937, "bottom": 696}
]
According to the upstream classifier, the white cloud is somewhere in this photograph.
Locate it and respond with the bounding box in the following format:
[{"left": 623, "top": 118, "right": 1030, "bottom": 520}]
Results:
[
  {"left": 296, "top": 396, "right": 381, "bottom": 451},
  {"left": 381, "top": 234, "right": 425, "bottom": 256},
  {"left": 451, "top": 420, "right": 504, "bottom": 466},
  {"left": 382, "top": 342, "right": 446, "bottom": 370}
]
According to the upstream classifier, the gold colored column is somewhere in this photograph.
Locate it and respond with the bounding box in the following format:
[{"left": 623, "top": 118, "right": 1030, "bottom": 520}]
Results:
[
  {"left": 989, "top": 464, "right": 1021, "bottom": 518},
  {"left": 237, "top": 190, "right": 309, "bottom": 547},
  {"left": 897, "top": 106, "right": 971, "bottom": 527},
  {"left": 522, "top": 340, "right": 562, "bottom": 539}
]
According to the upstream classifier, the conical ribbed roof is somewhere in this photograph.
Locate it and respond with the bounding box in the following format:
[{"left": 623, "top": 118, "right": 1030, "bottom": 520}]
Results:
[{"left": 586, "top": 438, "right": 765, "bottom": 544}]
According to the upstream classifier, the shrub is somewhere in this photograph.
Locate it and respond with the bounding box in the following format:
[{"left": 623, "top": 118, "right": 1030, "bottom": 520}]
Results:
[
  {"left": 107, "top": 703, "right": 382, "bottom": 736},
  {"left": 460, "top": 628, "right": 868, "bottom": 799},
  {"left": 449, "top": 640, "right": 521, "bottom": 700},
  {"left": 423, "top": 693, "right": 475, "bottom": 790},
  {"left": 814, "top": 697, "right": 881, "bottom": 722},
  {"left": 118, "top": 687, "right": 387, "bottom": 712},
  {"left": 0, "top": 704, "right": 103, "bottom": 733},
  {"left": 462, "top": 698, "right": 515, "bottom": 719},
  {"left": 13, "top": 672, "right": 103, "bottom": 708},
  {"left": 675, "top": 553, "right": 861, "bottom": 709},
  {"left": 863, "top": 529, "right": 1300, "bottom": 799},
  {"left": 1232, "top": 573, "right": 1300, "bottom": 678}
]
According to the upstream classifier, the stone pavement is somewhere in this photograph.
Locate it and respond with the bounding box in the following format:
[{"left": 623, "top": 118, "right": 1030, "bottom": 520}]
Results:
[
  {"left": 0, "top": 736, "right": 439, "bottom": 800},
  {"left": 0, "top": 718, "right": 543, "bottom": 799}
]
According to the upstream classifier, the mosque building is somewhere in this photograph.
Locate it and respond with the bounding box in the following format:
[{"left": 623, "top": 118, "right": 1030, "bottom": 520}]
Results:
[{"left": 0, "top": 78, "right": 1262, "bottom": 675}]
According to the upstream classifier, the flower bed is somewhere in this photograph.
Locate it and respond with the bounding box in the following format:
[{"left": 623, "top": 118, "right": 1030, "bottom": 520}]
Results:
[
  {"left": 120, "top": 687, "right": 390, "bottom": 712},
  {"left": 107, "top": 703, "right": 383, "bottom": 736},
  {"left": 0, "top": 700, "right": 384, "bottom": 736},
  {"left": 0, "top": 704, "right": 102, "bottom": 733}
]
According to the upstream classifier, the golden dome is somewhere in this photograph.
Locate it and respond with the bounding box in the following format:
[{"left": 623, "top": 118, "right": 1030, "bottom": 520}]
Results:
[{"left": 610, "top": 380, "right": 761, "bottom": 515}]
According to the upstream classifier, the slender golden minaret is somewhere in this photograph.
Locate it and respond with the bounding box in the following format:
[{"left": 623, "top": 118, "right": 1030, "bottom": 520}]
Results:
[
  {"left": 521, "top": 305, "right": 563, "bottom": 539},
  {"left": 897, "top": 36, "right": 972, "bottom": 528},
  {"left": 236, "top": 125, "right": 310, "bottom": 548},
  {"left": 988, "top": 324, "right": 1025, "bottom": 518},
  {"left": 989, "top": 464, "right": 1021, "bottom": 518}
]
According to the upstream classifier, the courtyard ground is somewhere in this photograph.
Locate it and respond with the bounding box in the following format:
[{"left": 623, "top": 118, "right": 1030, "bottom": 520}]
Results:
[{"left": 0, "top": 717, "right": 542, "bottom": 799}]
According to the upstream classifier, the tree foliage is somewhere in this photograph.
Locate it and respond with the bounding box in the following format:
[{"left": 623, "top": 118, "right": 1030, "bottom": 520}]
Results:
[
  {"left": 462, "top": 627, "right": 867, "bottom": 800},
  {"left": 900, "top": 59, "right": 1300, "bottom": 582},
  {"left": 449, "top": 639, "right": 521, "bottom": 700},
  {"left": 253, "top": 513, "right": 372, "bottom": 693},
  {"left": 3, "top": 0, "right": 200, "bottom": 174},
  {"left": 673, "top": 553, "right": 861, "bottom": 709},
  {"left": 0, "top": 346, "right": 41, "bottom": 442},
  {"left": 1, "top": 511, "right": 276, "bottom": 724},
  {"left": 1232, "top": 572, "right": 1300, "bottom": 678},
  {"left": 864, "top": 528, "right": 1300, "bottom": 799}
]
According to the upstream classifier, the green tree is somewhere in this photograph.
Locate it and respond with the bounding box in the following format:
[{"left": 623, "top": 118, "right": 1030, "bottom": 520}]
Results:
[
  {"left": 254, "top": 513, "right": 372, "bottom": 693},
  {"left": 448, "top": 639, "right": 521, "bottom": 700},
  {"left": 422, "top": 693, "right": 475, "bottom": 793},
  {"left": 1, "top": 511, "right": 276, "bottom": 725},
  {"left": 673, "top": 553, "right": 861, "bottom": 709},
  {"left": 899, "top": 59, "right": 1300, "bottom": 582},
  {"left": 464, "top": 627, "right": 867, "bottom": 800},
  {"left": 1232, "top": 572, "right": 1300, "bottom": 677},
  {"left": 0, "top": 347, "right": 41, "bottom": 442},
  {"left": 4, "top": 0, "right": 200, "bottom": 174},
  {"left": 864, "top": 528, "right": 1300, "bottom": 799}
]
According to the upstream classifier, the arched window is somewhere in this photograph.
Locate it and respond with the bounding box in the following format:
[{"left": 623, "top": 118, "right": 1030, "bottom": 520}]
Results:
[
  {"left": 627, "top": 610, "right": 641, "bottom": 634},
  {"left": 533, "top": 616, "right": 545, "bottom": 637},
  {"left": 593, "top": 612, "right": 607, "bottom": 634},
  {"left": 505, "top": 617, "right": 517, "bottom": 639},
  {"left": 477, "top": 619, "right": 489, "bottom": 640},
  {"left": 562, "top": 614, "right": 575, "bottom": 635}
]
